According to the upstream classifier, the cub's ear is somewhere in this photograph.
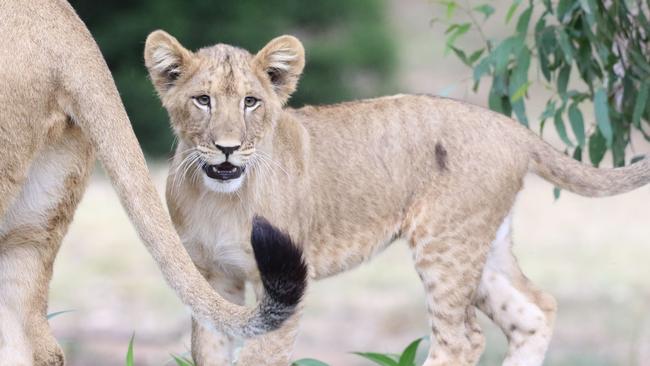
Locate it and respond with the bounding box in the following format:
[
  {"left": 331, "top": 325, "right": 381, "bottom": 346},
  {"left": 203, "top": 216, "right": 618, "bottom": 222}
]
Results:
[
  {"left": 144, "top": 30, "right": 193, "bottom": 93},
  {"left": 252, "top": 35, "right": 305, "bottom": 105}
]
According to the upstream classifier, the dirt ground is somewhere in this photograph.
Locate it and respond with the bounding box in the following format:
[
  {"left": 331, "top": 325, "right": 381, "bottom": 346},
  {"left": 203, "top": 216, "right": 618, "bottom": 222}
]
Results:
[{"left": 46, "top": 0, "right": 650, "bottom": 365}]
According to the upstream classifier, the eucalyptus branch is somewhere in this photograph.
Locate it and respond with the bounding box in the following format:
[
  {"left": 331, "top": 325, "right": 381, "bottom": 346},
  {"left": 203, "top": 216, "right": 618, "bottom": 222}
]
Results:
[{"left": 460, "top": 0, "right": 492, "bottom": 52}]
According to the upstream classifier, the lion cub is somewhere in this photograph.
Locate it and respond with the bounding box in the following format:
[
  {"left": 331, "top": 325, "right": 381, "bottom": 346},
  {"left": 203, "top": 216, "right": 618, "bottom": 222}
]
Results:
[{"left": 145, "top": 30, "right": 649, "bottom": 366}]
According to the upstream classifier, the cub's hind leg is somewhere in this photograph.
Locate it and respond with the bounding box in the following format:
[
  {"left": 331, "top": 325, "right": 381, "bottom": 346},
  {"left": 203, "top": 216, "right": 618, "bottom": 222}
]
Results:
[
  {"left": 405, "top": 202, "right": 510, "bottom": 366},
  {"left": 474, "top": 215, "right": 556, "bottom": 366},
  {"left": 191, "top": 273, "right": 245, "bottom": 366},
  {"left": 0, "top": 126, "right": 93, "bottom": 366}
]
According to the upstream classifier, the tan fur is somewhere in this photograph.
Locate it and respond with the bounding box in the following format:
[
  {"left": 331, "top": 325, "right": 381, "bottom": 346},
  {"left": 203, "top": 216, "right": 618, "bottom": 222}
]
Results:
[
  {"left": 146, "top": 30, "right": 650, "bottom": 366},
  {"left": 476, "top": 214, "right": 557, "bottom": 366},
  {"left": 0, "top": 2, "right": 299, "bottom": 365}
]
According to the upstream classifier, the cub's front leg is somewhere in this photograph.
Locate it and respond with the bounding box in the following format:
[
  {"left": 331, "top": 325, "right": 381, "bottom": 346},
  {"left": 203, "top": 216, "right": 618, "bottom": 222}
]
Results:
[
  {"left": 191, "top": 272, "right": 246, "bottom": 366},
  {"left": 236, "top": 281, "right": 305, "bottom": 366}
]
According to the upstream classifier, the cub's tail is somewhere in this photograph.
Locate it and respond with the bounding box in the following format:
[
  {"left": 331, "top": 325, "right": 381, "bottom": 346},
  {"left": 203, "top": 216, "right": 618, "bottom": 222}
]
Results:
[
  {"left": 524, "top": 130, "right": 650, "bottom": 197},
  {"left": 242, "top": 216, "right": 308, "bottom": 336}
]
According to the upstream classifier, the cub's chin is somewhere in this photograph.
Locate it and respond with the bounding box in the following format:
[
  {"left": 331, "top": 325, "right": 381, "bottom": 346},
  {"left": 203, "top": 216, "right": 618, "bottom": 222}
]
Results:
[{"left": 202, "top": 174, "right": 245, "bottom": 193}]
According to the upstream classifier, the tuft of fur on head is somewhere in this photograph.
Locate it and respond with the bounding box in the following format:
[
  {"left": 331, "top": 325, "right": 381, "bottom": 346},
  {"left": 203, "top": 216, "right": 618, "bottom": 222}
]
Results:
[{"left": 251, "top": 215, "right": 307, "bottom": 306}]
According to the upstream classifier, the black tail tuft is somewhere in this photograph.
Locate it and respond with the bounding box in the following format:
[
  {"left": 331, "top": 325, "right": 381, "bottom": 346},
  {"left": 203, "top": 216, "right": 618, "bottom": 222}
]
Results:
[{"left": 251, "top": 215, "right": 308, "bottom": 308}]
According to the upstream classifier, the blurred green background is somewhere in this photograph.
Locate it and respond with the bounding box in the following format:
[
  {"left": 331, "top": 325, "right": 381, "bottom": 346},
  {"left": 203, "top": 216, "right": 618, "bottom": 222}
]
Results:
[{"left": 70, "top": 0, "right": 397, "bottom": 156}]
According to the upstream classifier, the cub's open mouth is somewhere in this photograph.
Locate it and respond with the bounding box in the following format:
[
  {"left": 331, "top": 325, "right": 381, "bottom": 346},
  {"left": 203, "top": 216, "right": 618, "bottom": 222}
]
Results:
[{"left": 202, "top": 162, "right": 244, "bottom": 181}]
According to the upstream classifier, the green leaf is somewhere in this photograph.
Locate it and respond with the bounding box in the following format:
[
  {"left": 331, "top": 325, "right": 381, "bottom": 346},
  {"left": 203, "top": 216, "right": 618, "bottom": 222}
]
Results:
[
  {"left": 574, "top": 40, "right": 594, "bottom": 81},
  {"left": 540, "top": 100, "right": 556, "bottom": 123},
  {"left": 444, "top": 24, "right": 459, "bottom": 35},
  {"left": 450, "top": 46, "right": 468, "bottom": 65},
  {"left": 507, "top": 46, "right": 530, "bottom": 125},
  {"left": 629, "top": 49, "right": 650, "bottom": 76},
  {"left": 468, "top": 49, "right": 485, "bottom": 65},
  {"left": 445, "top": 1, "right": 457, "bottom": 19},
  {"left": 512, "top": 99, "right": 528, "bottom": 126},
  {"left": 511, "top": 81, "right": 531, "bottom": 102},
  {"left": 451, "top": 23, "right": 471, "bottom": 37},
  {"left": 516, "top": 6, "right": 533, "bottom": 35},
  {"left": 539, "top": 101, "right": 553, "bottom": 134},
  {"left": 509, "top": 47, "right": 531, "bottom": 102},
  {"left": 568, "top": 104, "right": 585, "bottom": 146},
  {"left": 554, "top": 109, "right": 574, "bottom": 147},
  {"left": 612, "top": 130, "right": 625, "bottom": 167},
  {"left": 126, "top": 333, "right": 135, "bottom": 366},
  {"left": 557, "top": 65, "right": 570, "bottom": 96},
  {"left": 493, "top": 37, "right": 520, "bottom": 74},
  {"left": 398, "top": 338, "right": 425, "bottom": 366},
  {"left": 557, "top": 0, "right": 577, "bottom": 22},
  {"left": 573, "top": 145, "right": 583, "bottom": 161},
  {"left": 46, "top": 310, "right": 75, "bottom": 320},
  {"left": 537, "top": 25, "right": 555, "bottom": 53},
  {"left": 505, "top": 0, "right": 522, "bottom": 23},
  {"left": 556, "top": 29, "right": 573, "bottom": 64},
  {"left": 588, "top": 129, "right": 607, "bottom": 166},
  {"left": 632, "top": 82, "right": 649, "bottom": 128},
  {"left": 553, "top": 186, "right": 561, "bottom": 200},
  {"left": 473, "top": 56, "right": 491, "bottom": 83},
  {"left": 445, "top": 23, "right": 471, "bottom": 53},
  {"left": 473, "top": 4, "right": 495, "bottom": 20},
  {"left": 594, "top": 88, "right": 613, "bottom": 146},
  {"left": 352, "top": 352, "right": 399, "bottom": 366},
  {"left": 171, "top": 354, "right": 195, "bottom": 366},
  {"left": 292, "top": 359, "right": 330, "bottom": 366},
  {"left": 637, "top": 10, "right": 650, "bottom": 38},
  {"left": 538, "top": 49, "right": 551, "bottom": 81},
  {"left": 578, "top": 0, "right": 596, "bottom": 26},
  {"left": 489, "top": 80, "right": 512, "bottom": 116},
  {"left": 535, "top": 25, "right": 555, "bottom": 81}
]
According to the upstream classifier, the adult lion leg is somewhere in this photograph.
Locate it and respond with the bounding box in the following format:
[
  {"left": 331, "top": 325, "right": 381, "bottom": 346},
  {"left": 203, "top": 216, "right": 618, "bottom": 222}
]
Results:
[
  {"left": 0, "top": 121, "right": 40, "bottom": 220},
  {"left": 192, "top": 273, "right": 245, "bottom": 366},
  {"left": 0, "top": 232, "right": 62, "bottom": 366},
  {"left": 474, "top": 215, "right": 557, "bottom": 366},
  {"left": 235, "top": 283, "right": 304, "bottom": 366},
  {"left": 0, "top": 126, "right": 93, "bottom": 366},
  {"left": 0, "top": 106, "right": 50, "bottom": 366}
]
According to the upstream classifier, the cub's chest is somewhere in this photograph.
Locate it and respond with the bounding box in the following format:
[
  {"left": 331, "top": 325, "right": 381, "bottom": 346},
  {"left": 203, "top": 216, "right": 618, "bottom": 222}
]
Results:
[{"left": 176, "top": 197, "right": 255, "bottom": 278}]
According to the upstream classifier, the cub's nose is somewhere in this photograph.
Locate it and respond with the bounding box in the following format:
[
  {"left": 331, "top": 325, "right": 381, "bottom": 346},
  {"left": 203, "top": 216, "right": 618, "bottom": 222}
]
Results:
[{"left": 215, "top": 144, "right": 240, "bottom": 158}]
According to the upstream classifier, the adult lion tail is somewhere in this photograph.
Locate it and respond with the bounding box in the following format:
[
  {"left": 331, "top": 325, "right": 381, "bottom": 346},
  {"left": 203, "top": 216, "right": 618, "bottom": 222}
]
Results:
[
  {"left": 56, "top": 2, "right": 305, "bottom": 338},
  {"left": 525, "top": 131, "right": 650, "bottom": 197}
]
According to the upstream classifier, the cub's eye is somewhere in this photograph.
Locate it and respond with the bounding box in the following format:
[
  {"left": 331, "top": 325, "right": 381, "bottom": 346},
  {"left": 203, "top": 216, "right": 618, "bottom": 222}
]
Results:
[
  {"left": 244, "top": 96, "right": 259, "bottom": 108},
  {"left": 194, "top": 95, "right": 211, "bottom": 107}
]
